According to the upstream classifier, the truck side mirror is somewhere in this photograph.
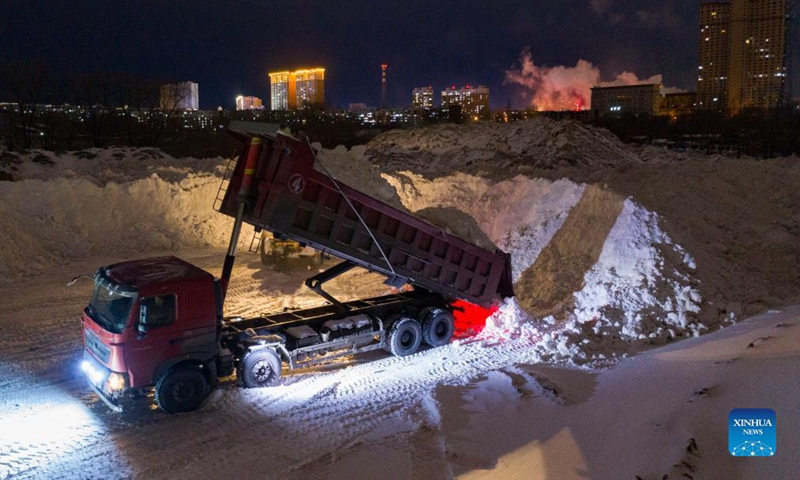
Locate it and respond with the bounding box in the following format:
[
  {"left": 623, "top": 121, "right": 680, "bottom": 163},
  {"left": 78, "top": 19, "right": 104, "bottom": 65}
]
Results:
[{"left": 138, "top": 305, "right": 149, "bottom": 336}]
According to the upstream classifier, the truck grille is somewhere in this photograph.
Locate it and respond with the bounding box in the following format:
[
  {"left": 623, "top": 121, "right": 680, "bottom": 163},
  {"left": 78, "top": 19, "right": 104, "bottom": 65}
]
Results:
[{"left": 84, "top": 328, "right": 111, "bottom": 363}]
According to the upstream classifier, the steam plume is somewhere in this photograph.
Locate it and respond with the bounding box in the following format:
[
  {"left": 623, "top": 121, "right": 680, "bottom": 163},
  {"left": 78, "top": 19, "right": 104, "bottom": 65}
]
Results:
[{"left": 504, "top": 48, "right": 676, "bottom": 111}]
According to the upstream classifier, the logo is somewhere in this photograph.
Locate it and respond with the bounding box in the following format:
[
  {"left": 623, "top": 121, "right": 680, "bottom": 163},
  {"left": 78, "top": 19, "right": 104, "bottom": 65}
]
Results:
[
  {"left": 729, "top": 409, "right": 776, "bottom": 457},
  {"left": 288, "top": 173, "right": 305, "bottom": 194}
]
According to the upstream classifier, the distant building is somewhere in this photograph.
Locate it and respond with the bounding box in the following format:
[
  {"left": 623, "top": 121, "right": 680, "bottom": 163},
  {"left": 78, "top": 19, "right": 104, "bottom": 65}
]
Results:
[
  {"left": 591, "top": 84, "right": 662, "bottom": 117},
  {"left": 348, "top": 103, "right": 369, "bottom": 112},
  {"left": 697, "top": 0, "right": 791, "bottom": 113},
  {"left": 159, "top": 82, "right": 199, "bottom": 110},
  {"left": 235, "top": 96, "right": 263, "bottom": 110},
  {"left": 661, "top": 92, "right": 697, "bottom": 118},
  {"left": 268, "top": 68, "right": 325, "bottom": 111},
  {"left": 412, "top": 87, "right": 434, "bottom": 110},
  {"left": 440, "top": 85, "right": 490, "bottom": 120}
]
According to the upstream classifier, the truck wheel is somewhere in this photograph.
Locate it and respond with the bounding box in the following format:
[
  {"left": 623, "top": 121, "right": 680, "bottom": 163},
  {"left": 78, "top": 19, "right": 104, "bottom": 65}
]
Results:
[
  {"left": 422, "top": 309, "right": 455, "bottom": 347},
  {"left": 155, "top": 365, "right": 209, "bottom": 414},
  {"left": 384, "top": 317, "right": 422, "bottom": 357},
  {"left": 239, "top": 348, "right": 282, "bottom": 388}
]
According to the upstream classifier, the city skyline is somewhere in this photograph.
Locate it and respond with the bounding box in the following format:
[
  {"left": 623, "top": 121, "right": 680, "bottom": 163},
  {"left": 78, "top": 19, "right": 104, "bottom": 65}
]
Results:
[{"left": 2, "top": 1, "right": 798, "bottom": 110}]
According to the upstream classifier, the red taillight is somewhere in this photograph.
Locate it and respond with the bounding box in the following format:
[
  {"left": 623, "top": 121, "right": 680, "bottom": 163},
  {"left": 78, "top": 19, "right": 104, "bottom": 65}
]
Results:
[{"left": 451, "top": 300, "right": 498, "bottom": 338}]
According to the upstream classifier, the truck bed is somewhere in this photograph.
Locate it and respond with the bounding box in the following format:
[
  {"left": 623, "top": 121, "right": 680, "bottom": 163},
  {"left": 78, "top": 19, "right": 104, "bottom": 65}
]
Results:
[{"left": 219, "top": 130, "right": 514, "bottom": 307}]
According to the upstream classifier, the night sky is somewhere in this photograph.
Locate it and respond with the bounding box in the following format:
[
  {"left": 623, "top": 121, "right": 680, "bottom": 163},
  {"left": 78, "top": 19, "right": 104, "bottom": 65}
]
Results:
[{"left": 2, "top": 0, "right": 797, "bottom": 109}]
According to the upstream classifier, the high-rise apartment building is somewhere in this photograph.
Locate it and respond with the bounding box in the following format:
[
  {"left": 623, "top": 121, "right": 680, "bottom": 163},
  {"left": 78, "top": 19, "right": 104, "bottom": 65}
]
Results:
[
  {"left": 697, "top": 0, "right": 790, "bottom": 113},
  {"left": 440, "top": 85, "right": 490, "bottom": 120},
  {"left": 411, "top": 87, "right": 434, "bottom": 110},
  {"left": 159, "top": 82, "right": 199, "bottom": 110},
  {"left": 698, "top": 3, "right": 731, "bottom": 109},
  {"left": 268, "top": 68, "right": 325, "bottom": 111},
  {"left": 235, "top": 96, "right": 264, "bottom": 110}
]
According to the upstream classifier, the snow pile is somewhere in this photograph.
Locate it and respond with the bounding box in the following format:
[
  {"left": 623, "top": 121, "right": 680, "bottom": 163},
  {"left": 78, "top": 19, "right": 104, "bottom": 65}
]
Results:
[
  {"left": 573, "top": 200, "right": 702, "bottom": 338},
  {"left": 366, "top": 117, "right": 641, "bottom": 177},
  {"left": 378, "top": 171, "right": 703, "bottom": 364},
  {"left": 0, "top": 147, "right": 224, "bottom": 184},
  {"left": 0, "top": 149, "right": 236, "bottom": 282},
  {"left": 479, "top": 205, "right": 703, "bottom": 367},
  {"left": 531, "top": 199, "right": 703, "bottom": 364},
  {"left": 314, "top": 145, "right": 498, "bottom": 250},
  {"left": 314, "top": 144, "right": 407, "bottom": 211},
  {"left": 311, "top": 143, "right": 706, "bottom": 364}
]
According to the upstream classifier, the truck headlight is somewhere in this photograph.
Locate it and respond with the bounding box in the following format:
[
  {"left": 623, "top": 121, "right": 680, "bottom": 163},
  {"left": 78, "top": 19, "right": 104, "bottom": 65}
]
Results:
[
  {"left": 81, "top": 360, "right": 105, "bottom": 385},
  {"left": 104, "top": 372, "right": 127, "bottom": 393}
]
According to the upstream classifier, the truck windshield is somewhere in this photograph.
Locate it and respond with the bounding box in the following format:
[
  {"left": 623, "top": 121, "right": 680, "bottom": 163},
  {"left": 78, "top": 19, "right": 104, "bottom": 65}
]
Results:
[{"left": 88, "top": 277, "right": 136, "bottom": 334}]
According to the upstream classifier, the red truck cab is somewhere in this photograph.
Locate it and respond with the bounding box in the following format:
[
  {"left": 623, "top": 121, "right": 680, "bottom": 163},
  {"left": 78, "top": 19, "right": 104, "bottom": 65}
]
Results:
[{"left": 81, "top": 256, "right": 223, "bottom": 412}]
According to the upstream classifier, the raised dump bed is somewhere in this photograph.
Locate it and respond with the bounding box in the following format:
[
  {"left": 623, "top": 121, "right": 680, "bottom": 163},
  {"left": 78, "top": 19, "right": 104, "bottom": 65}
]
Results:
[{"left": 219, "top": 130, "right": 514, "bottom": 307}]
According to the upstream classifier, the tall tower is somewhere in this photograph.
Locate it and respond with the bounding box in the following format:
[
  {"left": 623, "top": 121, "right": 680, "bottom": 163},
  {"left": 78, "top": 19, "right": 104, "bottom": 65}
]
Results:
[{"left": 381, "top": 64, "right": 387, "bottom": 109}]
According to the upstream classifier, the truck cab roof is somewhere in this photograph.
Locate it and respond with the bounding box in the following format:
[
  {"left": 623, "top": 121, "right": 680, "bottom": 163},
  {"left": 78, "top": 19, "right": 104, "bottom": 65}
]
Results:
[{"left": 101, "top": 256, "right": 214, "bottom": 292}]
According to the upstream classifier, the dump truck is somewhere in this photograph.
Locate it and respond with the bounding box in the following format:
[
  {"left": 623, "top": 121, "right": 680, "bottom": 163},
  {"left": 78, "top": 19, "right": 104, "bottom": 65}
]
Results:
[{"left": 78, "top": 130, "right": 514, "bottom": 413}]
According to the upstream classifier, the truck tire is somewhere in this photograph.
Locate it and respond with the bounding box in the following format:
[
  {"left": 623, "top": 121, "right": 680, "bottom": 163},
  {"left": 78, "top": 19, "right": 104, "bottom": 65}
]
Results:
[
  {"left": 239, "top": 348, "right": 282, "bottom": 388},
  {"left": 384, "top": 317, "right": 422, "bottom": 357},
  {"left": 155, "top": 365, "right": 210, "bottom": 414},
  {"left": 421, "top": 309, "right": 455, "bottom": 347}
]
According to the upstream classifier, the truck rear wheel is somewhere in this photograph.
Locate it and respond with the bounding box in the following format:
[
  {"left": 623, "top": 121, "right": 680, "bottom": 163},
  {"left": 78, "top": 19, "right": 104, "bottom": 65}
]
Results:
[
  {"left": 155, "top": 365, "right": 210, "bottom": 414},
  {"left": 239, "top": 348, "right": 282, "bottom": 388},
  {"left": 422, "top": 309, "right": 455, "bottom": 347},
  {"left": 384, "top": 317, "right": 422, "bottom": 357}
]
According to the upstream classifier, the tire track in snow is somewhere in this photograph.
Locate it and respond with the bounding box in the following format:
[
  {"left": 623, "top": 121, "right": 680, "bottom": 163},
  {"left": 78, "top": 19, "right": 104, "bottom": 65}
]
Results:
[{"left": 179, "top": 316, "right": 557, "bottom": 477}]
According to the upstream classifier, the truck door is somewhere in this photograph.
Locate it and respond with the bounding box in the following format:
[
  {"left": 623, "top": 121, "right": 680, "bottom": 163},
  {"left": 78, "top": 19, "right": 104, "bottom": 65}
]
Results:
[{"left": 127, "top": 293, "right": 182, "bottom": 386}]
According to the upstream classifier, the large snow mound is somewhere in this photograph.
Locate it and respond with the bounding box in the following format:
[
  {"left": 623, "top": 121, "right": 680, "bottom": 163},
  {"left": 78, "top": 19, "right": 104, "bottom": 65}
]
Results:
[
  {"left": 383, "top": 173, "right": 703, "bottom": 363},
  {"left": 314, "top": 142, "right": 705, "bottom": 360},
  {"left": 0, "top": 147, "right": 224, "bottom": 184},
  {"left": 0, "top": 149, "right": 235, "bottom": 281},
  {"left": 366, "top": 117, "right": 641, "bottom": 177}
]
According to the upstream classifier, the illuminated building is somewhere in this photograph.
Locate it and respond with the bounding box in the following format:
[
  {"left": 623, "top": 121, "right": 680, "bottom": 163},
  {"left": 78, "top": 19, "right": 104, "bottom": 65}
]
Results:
[
  {"left": 235, "top": 96, "right": 264, "bottom": 110},
  {"left": 697, "top": 0, "right": 791, "bottom": 113},
  {"left": 268, "top": 68, "right": 325, "bottom": 111},
  {"left": 159, "top": 82, "right": 199, "bottom": 110},
  {"left": 590, "top": 84, "right": 662, "bottom": 117},
  {"left": 412, "top": 87, "right": 434, "bottom": 110},
  {"left": 440, "top": 85, "right": 490, "bottom": 120}
]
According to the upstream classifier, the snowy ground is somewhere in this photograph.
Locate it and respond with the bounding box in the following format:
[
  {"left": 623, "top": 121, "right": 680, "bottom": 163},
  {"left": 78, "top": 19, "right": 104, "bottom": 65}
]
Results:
[
  {"left": 1, "top": 119, "right": 798, "bottom": 478},
  {"left": 0, "top": 253, "right": 797, "bottom": 479}
]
